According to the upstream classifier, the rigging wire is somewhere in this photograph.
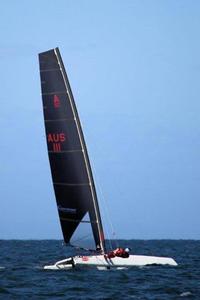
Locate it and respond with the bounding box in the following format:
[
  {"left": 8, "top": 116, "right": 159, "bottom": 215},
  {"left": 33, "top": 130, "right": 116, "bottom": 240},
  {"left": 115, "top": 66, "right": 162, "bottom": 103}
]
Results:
[
  {"left": 82, "top": 120, "right": 119, "bottom": 250},
  {"left": 61, "top": 235, "right": 98, "bottom": 256},
  {"left": 93, "top": 166, "right": 119, "bottom": 250},
  {"left": 71, "top": 233, "right": 92, "bottom": 244}
]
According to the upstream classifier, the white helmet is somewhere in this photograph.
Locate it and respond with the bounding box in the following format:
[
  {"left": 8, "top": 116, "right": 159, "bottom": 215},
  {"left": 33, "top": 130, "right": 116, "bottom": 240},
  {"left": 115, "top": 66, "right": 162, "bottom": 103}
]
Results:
[{"left": 125, "top": 248, "right": 130, "bottom": 252}]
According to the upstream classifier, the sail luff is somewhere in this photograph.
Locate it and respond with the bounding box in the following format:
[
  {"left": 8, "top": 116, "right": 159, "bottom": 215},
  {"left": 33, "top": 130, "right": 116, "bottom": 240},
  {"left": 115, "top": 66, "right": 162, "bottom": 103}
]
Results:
[{"left": 54, "top": 48, "right": 105, "bottom": 253}]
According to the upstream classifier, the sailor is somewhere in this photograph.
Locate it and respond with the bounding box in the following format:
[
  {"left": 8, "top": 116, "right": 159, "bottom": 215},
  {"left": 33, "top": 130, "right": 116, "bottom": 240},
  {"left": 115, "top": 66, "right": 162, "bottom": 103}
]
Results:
[
  {"left": 106, "top": 247, "right": 130, "bottom": 259},
  {"left": 123, "top": 248, "right": 130, "bottom": 258},
  {"left": 114, "top": 247, "right": 130, "bottom": 258},
  {"left": 106, "top": 250, "right": 115, "bottom": 259}
]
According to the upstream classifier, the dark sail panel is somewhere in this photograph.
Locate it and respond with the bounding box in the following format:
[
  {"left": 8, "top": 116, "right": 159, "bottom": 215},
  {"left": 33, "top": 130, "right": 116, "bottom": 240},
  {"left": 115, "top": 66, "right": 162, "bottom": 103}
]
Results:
[
  {"left": 49, "top": 152, "right": 89, "bottom": 183},
  {"left": 39, "top": 48, "right": 105, "bottom": 251},
  {"left": 42, "top": 94, "right": 74, "bottom": 120}
]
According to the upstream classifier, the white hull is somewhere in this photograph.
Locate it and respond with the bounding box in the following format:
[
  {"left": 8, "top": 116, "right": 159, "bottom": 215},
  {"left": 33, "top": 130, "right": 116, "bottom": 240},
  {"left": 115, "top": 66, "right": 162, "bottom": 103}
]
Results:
[{"left": 44, "top": 254, "right": 177, "bottom": 270}]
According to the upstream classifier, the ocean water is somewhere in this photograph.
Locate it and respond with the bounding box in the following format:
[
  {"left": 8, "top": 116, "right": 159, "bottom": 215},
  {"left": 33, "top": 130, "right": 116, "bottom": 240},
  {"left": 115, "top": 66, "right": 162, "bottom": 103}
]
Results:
[{"left": 0, "top": 240, "right": 200, "bottom": 299}]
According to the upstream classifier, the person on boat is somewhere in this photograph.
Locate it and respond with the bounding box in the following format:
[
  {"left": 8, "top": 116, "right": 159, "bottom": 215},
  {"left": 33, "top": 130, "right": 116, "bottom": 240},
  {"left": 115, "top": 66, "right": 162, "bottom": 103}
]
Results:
[
  {"left": 123, "top": 248, "right": 130, "bottom": 258},
  {"left": 106, "top": 247, "right": 130, "bottom": 259},
  {"left": 106, "top": 250, "right": 115, "bottom": 259},
  {"left": 114, "top": 247, "right": 130, "bottom": 258}
]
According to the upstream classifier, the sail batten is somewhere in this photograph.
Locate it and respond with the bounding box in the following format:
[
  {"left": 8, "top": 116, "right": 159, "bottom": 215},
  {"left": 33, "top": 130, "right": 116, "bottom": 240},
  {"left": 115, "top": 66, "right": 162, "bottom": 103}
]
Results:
[
  {"left": 45, "top": 118, "right": 75, "bottom": 122},
  {"left": 42, "top": 92, "right": 66, "bottom": 95},
  {"left": 60, "top": 218, "right": 97, "bottom": 224},
  {"left": 48, "top": 150, "right": 83, "bottom": 154},
  {"left": 40, "top": 68, "right": 61, "bottom": 72},
  {"left": 53, "top": 183, "right": 90, "bottom": 186},
  {"left": 39, "top": 48, "right": 105, "bottom": 252}
]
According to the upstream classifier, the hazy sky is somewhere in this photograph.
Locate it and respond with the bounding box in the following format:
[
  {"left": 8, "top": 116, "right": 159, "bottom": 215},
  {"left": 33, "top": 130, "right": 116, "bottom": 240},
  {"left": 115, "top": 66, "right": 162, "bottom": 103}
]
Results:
[{"left": 1, "top": 1, "right": 200, "bottom": 240}]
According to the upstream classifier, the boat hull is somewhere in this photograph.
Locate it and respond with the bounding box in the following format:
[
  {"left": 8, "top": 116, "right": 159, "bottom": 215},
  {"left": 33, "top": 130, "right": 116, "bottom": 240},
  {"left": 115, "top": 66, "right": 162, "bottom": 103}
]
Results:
[{"left": 44, "top": 254, "right": 177, "bottom": 270}]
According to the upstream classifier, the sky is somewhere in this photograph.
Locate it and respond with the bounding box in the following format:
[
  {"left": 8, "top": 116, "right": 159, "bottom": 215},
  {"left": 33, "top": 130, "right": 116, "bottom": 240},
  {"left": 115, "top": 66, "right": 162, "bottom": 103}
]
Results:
[{"left": 0, "top": 0, "right": 200, "bottom": 240}]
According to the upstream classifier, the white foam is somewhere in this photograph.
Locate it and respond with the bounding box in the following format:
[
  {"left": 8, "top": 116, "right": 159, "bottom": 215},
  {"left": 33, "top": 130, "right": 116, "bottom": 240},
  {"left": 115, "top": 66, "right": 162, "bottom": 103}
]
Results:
[{"left": 180, "top": 291, "right": 192, "bottom": 297}]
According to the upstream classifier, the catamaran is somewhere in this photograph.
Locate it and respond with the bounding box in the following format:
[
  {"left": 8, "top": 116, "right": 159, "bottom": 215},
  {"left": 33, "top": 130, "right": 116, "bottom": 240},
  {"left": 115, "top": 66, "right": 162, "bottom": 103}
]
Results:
[{"left": 38, "top": 48, "right": 177, "bottom": 269}]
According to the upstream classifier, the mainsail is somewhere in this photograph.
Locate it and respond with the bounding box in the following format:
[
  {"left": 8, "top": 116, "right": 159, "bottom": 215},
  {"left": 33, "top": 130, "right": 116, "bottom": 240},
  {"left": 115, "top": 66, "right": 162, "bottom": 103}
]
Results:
[{"left": 38, "top": 48, "right": 105, "bottom": 252}]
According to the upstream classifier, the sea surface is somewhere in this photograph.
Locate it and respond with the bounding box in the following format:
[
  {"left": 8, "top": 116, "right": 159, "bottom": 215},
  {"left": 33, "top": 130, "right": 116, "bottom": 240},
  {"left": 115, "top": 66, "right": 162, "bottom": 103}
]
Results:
[{"left": 0, "top": 240, "right": 200, "bottom": 299}]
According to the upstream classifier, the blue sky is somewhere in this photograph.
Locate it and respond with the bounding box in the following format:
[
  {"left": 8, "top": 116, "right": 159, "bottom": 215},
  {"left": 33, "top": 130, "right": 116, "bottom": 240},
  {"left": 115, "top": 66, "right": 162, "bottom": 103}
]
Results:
[{"left": 0, "top": 1, "right": 200, "bottom": 239}]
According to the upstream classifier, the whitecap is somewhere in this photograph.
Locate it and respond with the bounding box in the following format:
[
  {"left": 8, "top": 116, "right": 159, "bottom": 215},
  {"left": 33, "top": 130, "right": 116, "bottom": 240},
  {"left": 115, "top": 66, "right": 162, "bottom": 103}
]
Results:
[{"left": 180, "top": 291, "right": 192, "bottom": 297}]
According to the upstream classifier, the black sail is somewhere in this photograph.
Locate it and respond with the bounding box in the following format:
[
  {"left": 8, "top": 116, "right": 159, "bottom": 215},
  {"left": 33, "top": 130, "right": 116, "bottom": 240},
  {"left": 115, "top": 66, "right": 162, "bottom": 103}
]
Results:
[{"left": 38, "top": 48, "right": 105, "bottom": 252}]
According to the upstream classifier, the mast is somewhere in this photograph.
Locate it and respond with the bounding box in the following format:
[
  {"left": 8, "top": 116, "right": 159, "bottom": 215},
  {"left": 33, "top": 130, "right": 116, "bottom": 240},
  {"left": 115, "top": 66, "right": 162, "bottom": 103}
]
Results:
[{"left": 39, "top": 48, "right": 105, "bottom": 253}]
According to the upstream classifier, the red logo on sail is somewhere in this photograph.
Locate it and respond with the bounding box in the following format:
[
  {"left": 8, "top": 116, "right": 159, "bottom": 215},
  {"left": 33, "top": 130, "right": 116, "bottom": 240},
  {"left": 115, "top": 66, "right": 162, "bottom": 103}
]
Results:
[
  {"left": 53, "top": 95, "right": 60, "bottom": 108},
  {"left": 48, "top": 133, "right": 66, "bottom": 143},
  {"left": 47, "top": 133, "right": 66, "bottom": 152},
  {"left": 53, "top": 143, "right": 61, "bottom": 152}
]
